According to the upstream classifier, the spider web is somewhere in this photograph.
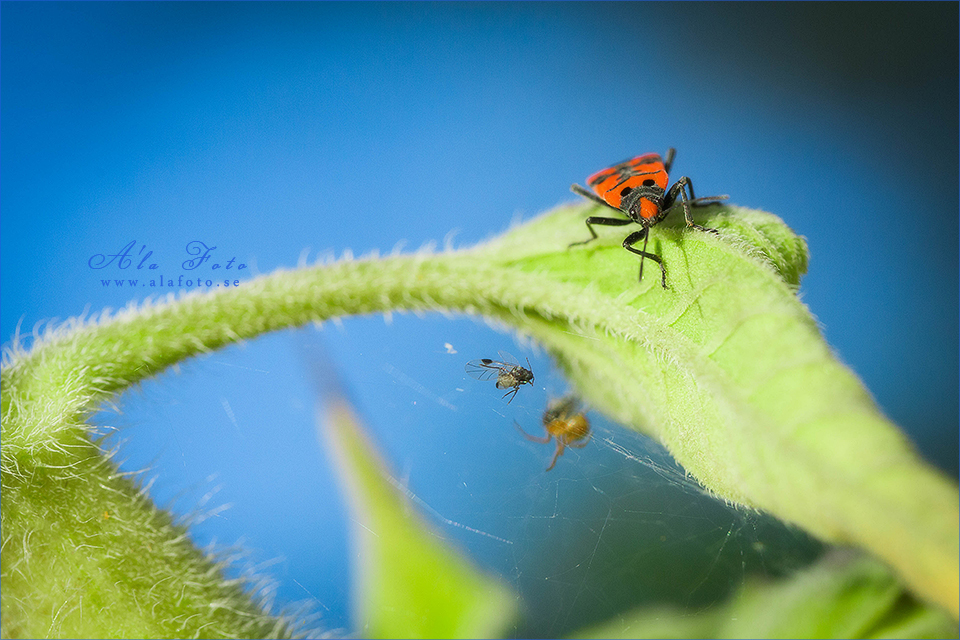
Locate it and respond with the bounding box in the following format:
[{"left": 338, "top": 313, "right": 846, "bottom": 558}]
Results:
[
  {"left": 307, "top": 315, "right": 824, "bottom": 638},
  {"left": 382, "top": 396, "right": 822, "bottom": 638},
  {"left": 100, "top": 313, "right": 824, "bottom": 638}
]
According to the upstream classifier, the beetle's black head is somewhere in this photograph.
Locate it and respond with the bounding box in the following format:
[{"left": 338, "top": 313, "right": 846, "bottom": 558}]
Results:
[{"left": 619, "top": 181, "right": 664, "bottom": 221}]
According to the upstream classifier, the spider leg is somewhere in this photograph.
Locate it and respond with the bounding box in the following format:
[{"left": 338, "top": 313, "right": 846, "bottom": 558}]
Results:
[
  {"left": 514, "top": 421, "right": 552, "bottom": 444},
  {"left": 545, "top": 441, "right": 565, "bottom": 471},
  {"left": 568, "top": 434, "right": 591, "bottom": 449}
]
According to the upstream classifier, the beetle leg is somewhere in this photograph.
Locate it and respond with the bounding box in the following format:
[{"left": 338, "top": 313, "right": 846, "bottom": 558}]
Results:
[
  {"left": 663, "top": 177, "right": 725, "bottom": 233},
  {"left": 679, "top": 174, "right": 729, "bottom": 208},
  {"left": 569, "top": 184, "right": 635, "bottom": 247},
  {"left": 569, "top": 215, "right": 634, "bottom": 248},
  {"left": 571, "top": 183, "right": 616, "bottom": 208}
]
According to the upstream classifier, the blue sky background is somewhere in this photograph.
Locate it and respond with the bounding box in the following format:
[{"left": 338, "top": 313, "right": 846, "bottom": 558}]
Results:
[{"left": 2, "top": 3, "right": 957, "bottom": 636}]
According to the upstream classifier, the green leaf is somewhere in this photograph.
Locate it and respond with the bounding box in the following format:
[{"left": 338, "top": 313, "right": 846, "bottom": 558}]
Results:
[
  {"left": 575, "top": 552, "right": 959, "bottom": 639},
  {"left": 1, "top": 437, "right": 299, "bottom": 638},
  {"left": 472, "top": 204, "right": 960, "bottom": 617},
  {"left": 320, "top": 386, "right": 516, "bottom": 638},
  {"left": 3, "top": 201, "right": 957, "bottom": 634}
]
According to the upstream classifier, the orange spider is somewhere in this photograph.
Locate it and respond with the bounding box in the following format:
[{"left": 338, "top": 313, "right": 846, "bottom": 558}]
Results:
[{"left": 516, "top": 396, "right": 591, "bottom": 471}]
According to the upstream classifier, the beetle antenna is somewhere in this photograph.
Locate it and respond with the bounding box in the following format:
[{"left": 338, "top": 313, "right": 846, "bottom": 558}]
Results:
[{"left": 638, "top": 230, "right": 650, "bottom": 283}]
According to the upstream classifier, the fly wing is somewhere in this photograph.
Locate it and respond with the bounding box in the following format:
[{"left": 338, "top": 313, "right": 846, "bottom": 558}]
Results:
[
  {"left": 497, "top": 350, "right": 519, "bottom": 366},
  {"left": 465, "top": 359, "right": 504, "bottom": 381}
]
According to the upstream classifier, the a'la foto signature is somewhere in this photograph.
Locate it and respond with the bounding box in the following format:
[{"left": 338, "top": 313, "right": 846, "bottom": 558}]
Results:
[{"left": 88, "top": 241, "right": 247, "bottom": 272}]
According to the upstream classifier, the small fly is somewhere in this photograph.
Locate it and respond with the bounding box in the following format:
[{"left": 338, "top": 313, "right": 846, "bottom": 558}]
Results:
[{"left": 465, "top": 351, "right": 535, "bottom": 403}]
